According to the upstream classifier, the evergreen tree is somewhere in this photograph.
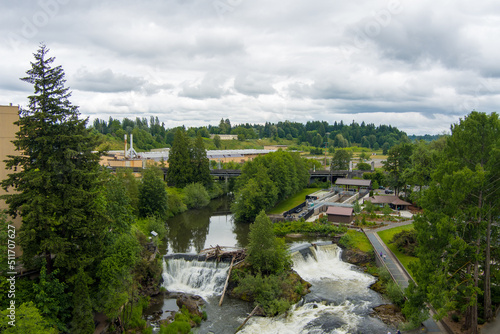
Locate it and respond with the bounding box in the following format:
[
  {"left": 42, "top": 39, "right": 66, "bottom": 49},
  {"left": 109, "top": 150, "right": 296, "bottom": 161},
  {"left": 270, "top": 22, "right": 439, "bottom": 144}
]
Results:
[
  {"left": 191, "top": 134, "right": 212, "bottom": 187},
  {"left": 167, "top": 128, "right": 192, "bottom": 187},
  {"left": 247, "top": 211, "right": 290, "bottom": 274},
  {"left": 1, "top": 44, "right": 107, "bottom": 274}
]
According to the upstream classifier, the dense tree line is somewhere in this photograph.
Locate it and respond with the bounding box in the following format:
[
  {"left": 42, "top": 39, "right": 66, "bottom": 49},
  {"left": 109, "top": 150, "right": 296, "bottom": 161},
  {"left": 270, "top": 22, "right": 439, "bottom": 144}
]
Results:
[
  {"left": 401, "top": 112, "right": 500, "bottom": 333},
  {"left": 91, "top": 115, "right": 409, "bottom": 152},
  {"left": 231, "top": 150, "right": 310, "bottom": 222},
  {"left": 369, "top": 112, "right": 500, "bottom": 333}
]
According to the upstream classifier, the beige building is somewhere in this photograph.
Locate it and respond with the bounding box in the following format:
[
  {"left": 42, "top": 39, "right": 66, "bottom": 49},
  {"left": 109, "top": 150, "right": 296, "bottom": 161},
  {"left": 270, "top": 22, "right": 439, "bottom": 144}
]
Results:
[
  {"left": 0, "top": 105, "right": 22, "bottom": 256},
  {"left": 210, "top": 134, "right": 238, "bottom": 140}
]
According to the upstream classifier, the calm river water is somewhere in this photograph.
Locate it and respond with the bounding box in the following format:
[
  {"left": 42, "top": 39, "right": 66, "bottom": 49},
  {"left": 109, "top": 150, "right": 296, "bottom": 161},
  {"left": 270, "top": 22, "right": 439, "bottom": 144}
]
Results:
[{"left": 161, "top": 195, "right": 250, "bottom": 254}]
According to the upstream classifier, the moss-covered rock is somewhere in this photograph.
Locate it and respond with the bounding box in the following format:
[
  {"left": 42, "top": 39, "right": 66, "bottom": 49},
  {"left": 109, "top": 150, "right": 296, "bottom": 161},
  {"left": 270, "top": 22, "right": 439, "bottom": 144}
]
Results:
[{"left": 341, "top": 247, "right": 373, "bottom": 267}]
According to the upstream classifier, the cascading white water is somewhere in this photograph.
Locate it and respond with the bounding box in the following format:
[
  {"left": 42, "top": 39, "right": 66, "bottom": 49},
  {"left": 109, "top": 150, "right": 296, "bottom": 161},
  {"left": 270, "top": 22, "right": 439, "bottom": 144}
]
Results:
[
  {"left": 162, "top": 259, "right": 230, "bottom": 300},
  {"left": 239, "top": 245, "right": 393, "bottom": 334}
]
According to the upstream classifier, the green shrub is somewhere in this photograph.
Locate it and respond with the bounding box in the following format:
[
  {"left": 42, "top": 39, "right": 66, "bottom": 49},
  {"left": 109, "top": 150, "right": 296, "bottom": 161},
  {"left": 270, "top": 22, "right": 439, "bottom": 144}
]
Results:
[
  {"left": 309, "top": 181, "right": 331, "bottom": 188},
  {"left": 389, "top": 229, "right": 417, "bottom": 256},
  {"left": 160, "top": 321, "right": 191, "bottom": 334},
  {"left": 386, "top": 281, "right": 405, "bottom": 307},
  {"left": 184, "top": 183, "right": 210, "bottom": 209},
  {"left": 377, "top": 266, "right": 391, "bottom": 284},
  {"left": 364, "top": 201, "right": 376, "bottom": 213},
  {"left": 207, "top": 182, "right": 224, "bottom": 199},
  {"left": 232, "top": 272, "right": 292, "bottom": 316},
  {"left": 159, "top": 305, "right": 200, "bottom": 334},
  {"left": 142, "top": 327, "right": 153, "bottom": 334},
  {"left": 124, "top": 297, "right": 149, "bottom": 330},
  {"left": 382, "top": 204, "right": 392, "bottom": 215},
  {"left": 166, "top": 187, "right": 187, "bottom": 217},
  {"left": 338, "top": 233, "right": 354, "bottom": 249},
  {"left": 273, "top": 219, "right": 347, "bottom": 236},
  {"left": 135, "top": 216, "right": 167, "bottom": 239}
]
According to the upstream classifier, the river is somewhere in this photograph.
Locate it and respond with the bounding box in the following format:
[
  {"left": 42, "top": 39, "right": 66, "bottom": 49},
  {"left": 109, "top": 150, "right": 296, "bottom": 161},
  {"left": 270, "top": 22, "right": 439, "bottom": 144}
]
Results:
[{"left": 148, "top": 196, "right": 395, "bottom": 333}]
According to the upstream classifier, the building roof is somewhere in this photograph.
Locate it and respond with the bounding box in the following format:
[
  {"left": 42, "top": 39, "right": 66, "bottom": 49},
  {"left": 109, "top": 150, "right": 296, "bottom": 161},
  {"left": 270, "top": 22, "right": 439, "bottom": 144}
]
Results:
[
  {"left": 335, "top": 178, "right": 372, "bottom": 187},
  {"left": 326, "top": 206, "right": 354, "bottom": 216},
  {"left": 110, "top": 149, "right": 277, "bottom": 162},
  {"left": 368, "top": 196, "right": 412, "bottom": 206}
]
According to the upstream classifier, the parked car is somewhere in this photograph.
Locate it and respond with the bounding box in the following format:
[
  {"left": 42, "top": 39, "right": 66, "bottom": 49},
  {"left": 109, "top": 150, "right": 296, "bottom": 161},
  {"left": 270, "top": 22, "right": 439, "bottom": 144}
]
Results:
[
  {"left": 295, "top": 207, "right": 302, "bottom": 213},
  {"left": 378, "top": 186, "right": 385, "bottom": 189},
  {"left": 385, "top": 189, "right": 394, "bottom": 194}
]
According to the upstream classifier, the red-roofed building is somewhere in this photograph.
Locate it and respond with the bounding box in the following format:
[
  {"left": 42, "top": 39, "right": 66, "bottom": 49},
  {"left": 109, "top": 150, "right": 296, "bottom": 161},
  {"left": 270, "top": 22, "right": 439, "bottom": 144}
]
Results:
[{"left": 326, "top": 206, "right": 354, "bottom": 224}]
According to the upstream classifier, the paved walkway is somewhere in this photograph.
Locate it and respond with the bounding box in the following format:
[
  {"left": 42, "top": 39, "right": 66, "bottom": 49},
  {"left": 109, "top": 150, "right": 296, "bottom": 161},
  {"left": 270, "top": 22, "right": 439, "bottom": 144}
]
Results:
[
  {"left": 364, "top": 222, "right": 444, "bottom": 333},
  {"left": 480, "top": 308, "right": 500, "bottom": 334}
]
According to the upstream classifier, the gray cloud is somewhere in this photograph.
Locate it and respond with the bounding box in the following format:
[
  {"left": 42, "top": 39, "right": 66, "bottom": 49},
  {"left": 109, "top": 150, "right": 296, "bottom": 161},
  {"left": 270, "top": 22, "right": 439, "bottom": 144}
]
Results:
[
  {"left": 73, "top": 68, "right": 146, "bottom": 93},
  {"left": 1, "top": 0, "right": 500, "bottom": 135},
  {"left": 178, "top": 73, "right": 229, "bottom": 99},
  {"left": 234, "top": 73, "right": 276, "bottom": 97}
]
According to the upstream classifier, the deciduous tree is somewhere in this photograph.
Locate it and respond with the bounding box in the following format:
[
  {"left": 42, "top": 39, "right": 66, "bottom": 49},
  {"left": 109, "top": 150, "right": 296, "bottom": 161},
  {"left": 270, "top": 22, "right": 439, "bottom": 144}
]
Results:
[
  {"left": 405, "top": 111, "right": 500, "bottom": 333},
  {"left": 138, "top": 167, "right": 168, "bottom": 218},
  {"left": 330, "top": 149, "right": 352, "bottom": 170}
]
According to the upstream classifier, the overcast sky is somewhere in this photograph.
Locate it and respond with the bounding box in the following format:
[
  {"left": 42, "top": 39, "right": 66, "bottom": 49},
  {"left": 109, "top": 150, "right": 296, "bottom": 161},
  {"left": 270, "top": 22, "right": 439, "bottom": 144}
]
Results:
[{"left": 1, "top": 0, "right": 499, "bottom": 135}]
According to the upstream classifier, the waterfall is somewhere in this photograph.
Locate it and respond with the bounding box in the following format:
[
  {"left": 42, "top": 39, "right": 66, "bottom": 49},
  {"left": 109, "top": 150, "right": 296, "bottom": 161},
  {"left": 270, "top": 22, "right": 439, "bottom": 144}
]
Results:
[
  {"left": 239, "top": 245, "right": 392, "bottom": 334},
  {"left": 162, "top": 259, "right": 230, "bottom": 300}
]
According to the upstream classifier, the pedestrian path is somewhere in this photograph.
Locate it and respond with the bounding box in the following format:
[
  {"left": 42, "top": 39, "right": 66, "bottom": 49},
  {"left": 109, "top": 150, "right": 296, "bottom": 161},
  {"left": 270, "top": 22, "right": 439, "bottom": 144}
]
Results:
[
  {"left": 364, "top": 224, "right": 444, "bottom": 333},
  {"left": 366, "top": 232, "right": 410, "bottom": 290}
]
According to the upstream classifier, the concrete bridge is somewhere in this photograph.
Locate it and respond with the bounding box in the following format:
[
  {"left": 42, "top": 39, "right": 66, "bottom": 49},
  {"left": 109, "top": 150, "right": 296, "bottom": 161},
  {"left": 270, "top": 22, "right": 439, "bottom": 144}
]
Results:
[{"left": 107, "top": 166, "right": 365, "bottom": 182}]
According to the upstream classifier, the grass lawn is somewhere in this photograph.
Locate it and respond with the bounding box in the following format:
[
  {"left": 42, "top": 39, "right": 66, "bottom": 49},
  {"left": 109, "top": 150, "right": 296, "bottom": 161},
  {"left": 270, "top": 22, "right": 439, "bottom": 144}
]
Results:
[
  {"left": 267, "top": 188, "right": 321, "bottom": 214},
  {"left": 377, "top": 224, "right": 419, "bottom": 277},
  {"left": 343, "top": 230, "right": 373, "bottom": 253}
]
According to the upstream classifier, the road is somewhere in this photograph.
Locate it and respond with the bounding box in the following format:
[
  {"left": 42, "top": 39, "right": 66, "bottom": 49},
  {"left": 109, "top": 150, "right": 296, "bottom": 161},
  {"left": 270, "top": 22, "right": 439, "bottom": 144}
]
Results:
[{"left": 364, "top": 222, "right": 444, "bottom": 333}]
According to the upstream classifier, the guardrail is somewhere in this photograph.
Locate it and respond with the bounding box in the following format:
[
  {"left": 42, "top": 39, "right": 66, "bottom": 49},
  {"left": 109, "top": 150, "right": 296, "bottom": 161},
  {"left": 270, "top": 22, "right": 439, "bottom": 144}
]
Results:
[{"left": 361, "top": 227, "right": 453, "bottom": 334}]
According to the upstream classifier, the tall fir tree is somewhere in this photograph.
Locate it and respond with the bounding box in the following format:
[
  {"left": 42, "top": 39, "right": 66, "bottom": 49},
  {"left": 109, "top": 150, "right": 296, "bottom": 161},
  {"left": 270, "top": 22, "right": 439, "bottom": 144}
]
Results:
[
  {"left": 191, "top": 134, "right": 212, "bottom": 187},
  {"left": 1, "top": 44, "right": 107, "bottom": 274}
]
